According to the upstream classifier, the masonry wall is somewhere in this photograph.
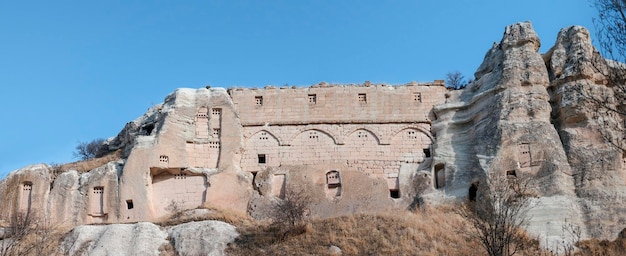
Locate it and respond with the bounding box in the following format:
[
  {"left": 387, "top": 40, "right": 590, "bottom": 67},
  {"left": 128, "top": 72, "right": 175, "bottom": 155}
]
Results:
[
  {"left": 233, "top": 83, "right": 446, "bottom": 194},
  {"left": 229, "top": 82, "right": 446, "bottom": 125}
]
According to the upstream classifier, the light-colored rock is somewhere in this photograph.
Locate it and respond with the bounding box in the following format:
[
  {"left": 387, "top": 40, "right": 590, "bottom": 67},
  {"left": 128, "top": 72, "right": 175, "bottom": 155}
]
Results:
[
  {"left": 167, "top": 220, "right": 238, "bottom": 256},
  {"left": 430, "top": 22, "right": 587, "bottom": 247},
  {"left": 328, "top": 245, "right": 342, "bottom": 255},
  {"left": 545, "top": 25, "right": 626, "bottom": 239},
  {"left": 60, "top": 222, "right": 168, "bottom": 256},
  {"left": 1, "top": 21, "right": 625, "bottom": 252}
]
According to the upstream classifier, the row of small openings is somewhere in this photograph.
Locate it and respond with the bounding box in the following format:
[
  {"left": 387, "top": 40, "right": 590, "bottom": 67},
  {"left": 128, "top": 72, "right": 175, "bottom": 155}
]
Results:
[
  {"left": 209, "top": 141, "right": 220, "bottom": 149},
  {"left": 358, "top": 93, "right": 367, "bottom": 103},
  {"left": 259, "top": 132, "right": 269, "bottom": 140},
  {"left": 174, "top": 174, "right": 187, "bottom": 179},
  {"left": 254, "top": 92, "right": 422, "bottom": 106},
  {"left": 93, "top": 186, "right": 104, "bottom": 194},
  {"left": 159, "top": 155, "right": 169, "bottom": 163},
  {"left": 23, "top": 182, "right": 32, "bottom": 191},
  {"left": 198, "top": 108, "right": 222, "bottom": 116},
  {"left": 212, "top": 128, "right": 220, "bottom": 137}
]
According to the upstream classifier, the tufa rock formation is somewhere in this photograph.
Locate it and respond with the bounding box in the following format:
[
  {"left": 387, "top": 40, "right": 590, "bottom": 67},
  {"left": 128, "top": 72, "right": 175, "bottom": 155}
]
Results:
[{"left": 1, "top": 22, "right": 625, "bottom": 251}]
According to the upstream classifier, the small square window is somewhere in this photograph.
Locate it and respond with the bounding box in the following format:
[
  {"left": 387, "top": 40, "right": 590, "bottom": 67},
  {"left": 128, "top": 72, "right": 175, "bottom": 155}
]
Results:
[
  {"left": 413, "top": 92, "right": 422, "bottom": 103},
  {"left": 258, "top": 154, "right": 266, "bottom": 164},
  {"left": 358, "top": 93, "right": 367, "bottom": 103},
  {"left": 423, "top": 148, "right": 431, "bottom": 158},
  {"left": 390, "top": 189, "right": 400, "bottom": 199},
  {"left": 506, "top": 170, "right": 517, "bottom": 177},
  {"left": 126, "top": 200, "right": 134, "bottom": 209},
  {"left": 308, "top": 94, "right": 317, "bottom": 104},
  {"left": 212, "top": 128, "right": 220, "bottom": 137},
  {"left": 255, "top": 96, "right": 263, "bottom": 105}
]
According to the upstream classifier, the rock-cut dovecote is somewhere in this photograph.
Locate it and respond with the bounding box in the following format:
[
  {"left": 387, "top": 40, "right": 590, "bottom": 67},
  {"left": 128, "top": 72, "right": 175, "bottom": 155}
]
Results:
[{"left": 0, "top": 22, "right": 625, "bottom": 248}]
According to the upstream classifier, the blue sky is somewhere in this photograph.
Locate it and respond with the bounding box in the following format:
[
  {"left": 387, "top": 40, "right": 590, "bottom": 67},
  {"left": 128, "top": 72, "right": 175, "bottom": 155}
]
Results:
[{"left": 0, "top": 1, "right": 597, "bottom": 177}]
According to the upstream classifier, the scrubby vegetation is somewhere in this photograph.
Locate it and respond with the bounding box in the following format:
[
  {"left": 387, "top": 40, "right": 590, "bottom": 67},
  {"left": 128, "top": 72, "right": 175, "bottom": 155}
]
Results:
[
  {"left": 73, "top": 138, "right": 106, "bottom": 160},
  {"left": 228, "top": 207, "right": 490, "bottom": 255}
]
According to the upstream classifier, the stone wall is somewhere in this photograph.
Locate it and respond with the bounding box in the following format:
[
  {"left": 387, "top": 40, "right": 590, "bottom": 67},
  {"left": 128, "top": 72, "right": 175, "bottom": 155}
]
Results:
[{"left": 229, "top": 82, "right": 444, "bottom": 125}]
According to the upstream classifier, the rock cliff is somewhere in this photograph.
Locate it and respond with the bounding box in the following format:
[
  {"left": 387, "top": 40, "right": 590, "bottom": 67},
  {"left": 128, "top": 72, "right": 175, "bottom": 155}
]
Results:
[
  {"left": 431, "top": 22, "right": 626, "bottom": 246},
  {"left": 0, "top": 21, "right": 625, "bottom": 253}
]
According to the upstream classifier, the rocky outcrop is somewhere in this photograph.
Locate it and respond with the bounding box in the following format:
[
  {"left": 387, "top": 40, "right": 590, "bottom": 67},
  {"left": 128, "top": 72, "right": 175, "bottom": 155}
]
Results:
[
  {"left": 60, "top": 222, "right": 168, "bottom": 256},
  {"left": 545, "top": 25, "right": 626, "bottom": 239},
  {"left": 431, "top": 22, "right": 588, "bottom": 247},
  {"left": 167, "top": 221, "right": 238, "bottom": 256},
  {"left": 59, "top": 220, "right": 237, "bottom": 256}
]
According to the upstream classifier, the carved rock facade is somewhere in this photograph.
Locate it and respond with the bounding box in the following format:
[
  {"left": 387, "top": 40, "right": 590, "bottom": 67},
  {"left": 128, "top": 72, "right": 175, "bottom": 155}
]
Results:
[{"left": 1, "top": 22, "right": 625, "bottom": 247}]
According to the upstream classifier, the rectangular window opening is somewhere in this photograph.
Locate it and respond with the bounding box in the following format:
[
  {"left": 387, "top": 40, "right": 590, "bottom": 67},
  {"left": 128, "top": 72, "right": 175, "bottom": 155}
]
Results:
[
  {"left": 126, "top": 200, "right": 134, "bottom": 209},
  {"left": 506, "top": 170, "right": 517, "bottom": 177},
  {"left": 358, "top": 93, "right": 367, "bottom": 103},
  {"left": 255, "top": 96, "right": 263, "bottom": 105},
  {"left": 258, "top": 154, "right": 266, "bottom": 164},
  {"left": 423, "top": 148, "right": 431, "bottom": 158},
  {"left": 389, "top": 189, "right": 400, "bottom": 199},
  {"left": 308, "top": 94, "right": 317, "bottom": 104}
]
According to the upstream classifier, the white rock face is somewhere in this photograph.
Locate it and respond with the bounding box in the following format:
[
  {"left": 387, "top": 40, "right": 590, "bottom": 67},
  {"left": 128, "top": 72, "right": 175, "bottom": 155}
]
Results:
[
  {"left": 167, "top": 221, "right": 238, "bottom": 256},
  {"left": 430, "top": 22, "right": 587, "bottom": 247},
  {"left": 545, "top": 25, "right": 626, "bottom": 239},
  {"left": 60, "top": 220, "right": 237, "bottom": 256},
  {"left": 60, "top": 222, "right": 168, "bottom": 256}
]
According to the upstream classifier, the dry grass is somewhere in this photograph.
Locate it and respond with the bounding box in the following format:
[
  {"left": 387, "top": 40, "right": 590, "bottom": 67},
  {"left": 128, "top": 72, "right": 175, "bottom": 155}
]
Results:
[
  {"left": 228, "top": 206, "right": 482, "bottom": 256},
  {"left": 576, "top": 237, "right": 626, "bottom": 256},
  {"left": 225, "top": 205, "right": 558, "bottom": 256},
  {"left": 51, "top": 150, "right": 122, "bottom": 175},
  {"left": 156, "top": 204, "right": 254, "bottom": 228}
]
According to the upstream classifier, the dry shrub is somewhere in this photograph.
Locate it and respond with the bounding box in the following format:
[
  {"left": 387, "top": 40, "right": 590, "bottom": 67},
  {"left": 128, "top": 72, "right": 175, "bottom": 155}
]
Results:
[
  {"left": 157, "top": 204, "right": 253, "bottom": 228},
  {"left": 0, "top": 211, "right": 70, "bottom": 256},
  {"left": 53, "top": 150, "right": 122, "bottom": 175},
  {"left": 576, "top": 237, "right": 626, "bottom": 256}
]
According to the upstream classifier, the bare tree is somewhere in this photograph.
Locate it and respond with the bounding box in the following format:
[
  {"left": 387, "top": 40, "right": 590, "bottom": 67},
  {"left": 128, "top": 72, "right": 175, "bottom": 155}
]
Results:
[
  {"left": 0, "top": 211, "right": 60, "bottom": 256},
  {"left": 593, "top": 0, "right": 626, "bottom": 72},
  {"left": 455, "top": 172, "right": 535, "bottom": 256},
  {"left": 165, "top": 199, "right": 186, "bottom": 220},
  {"left": 589, "top": 0, "right": 626, "bottom": 151},
  {"left": 73, "top": 138, "right": 105, "bottom": 160},
  {"left": 272, "top": 186, "right": 311, "bottom": 229},
  {"left": 445, "top": 71, "right": 467, "bottom": 89}
]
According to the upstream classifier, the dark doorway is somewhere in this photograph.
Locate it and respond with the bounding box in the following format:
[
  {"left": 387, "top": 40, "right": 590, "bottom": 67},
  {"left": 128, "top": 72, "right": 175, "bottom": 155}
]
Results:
[{"left": 469, "top": 183, "right": 478, "bottom": 201}]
